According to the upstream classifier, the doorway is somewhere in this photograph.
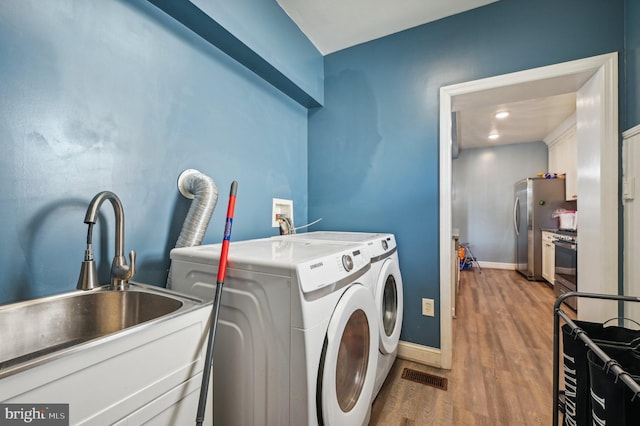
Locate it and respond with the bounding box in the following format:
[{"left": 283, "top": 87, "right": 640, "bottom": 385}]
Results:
[{"left": 438, "top": 53, "right": 619, "bottom": 369}]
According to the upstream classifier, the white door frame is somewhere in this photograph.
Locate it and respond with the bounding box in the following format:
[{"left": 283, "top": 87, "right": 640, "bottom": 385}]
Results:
[{"left": 438, "top": 53, "right": 618, "bottom": 369}]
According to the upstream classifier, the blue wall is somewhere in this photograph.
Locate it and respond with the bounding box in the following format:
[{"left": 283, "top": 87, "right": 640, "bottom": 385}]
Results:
[
  {"left": 0, "top": 0, "right": 633, "bottom": 352},
  {"left": 0, "top": 0, "right": 310, "bottom": 304},
  {"left": 309, "top": 0, "right": 625, "bottom": 348},
  {"left": 627, "top": 0, "right": 640, "bottom": 128},
  {"left": 452, "top": 142, "right": 548, "bottom": 264},
  {"left": 190, "top": 0, "right": 324, "bottom": 105}
]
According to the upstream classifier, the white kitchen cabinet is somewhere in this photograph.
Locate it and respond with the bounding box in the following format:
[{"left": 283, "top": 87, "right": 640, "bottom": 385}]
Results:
[
  {"left": 545, "top": 114, "right": 577, "bottom": 201},
  {"left": 541, "top": 231, "right": 556, "bottom": 284},
  {"left": 563, "top": 127, "right": 578, "bottom": 200}
]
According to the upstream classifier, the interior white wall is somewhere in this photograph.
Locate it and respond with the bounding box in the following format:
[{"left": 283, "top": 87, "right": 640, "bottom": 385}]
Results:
[
  {"left": 575, "top": 62, "right": 619, "bottom": 322},
  {"left": 452, "top": 141, "right": 548, "bottom": 265},
  {"left": 622, "top": 125, "right": 640, "bottom": 322}
]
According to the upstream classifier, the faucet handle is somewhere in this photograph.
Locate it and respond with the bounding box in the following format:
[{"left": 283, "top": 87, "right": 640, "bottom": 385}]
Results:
[
  {"left": 111, "top": 250, "right": 136, "bottom": 290},
  {"left": 127, "top": 250, "right": 136, "bottom": 280}
]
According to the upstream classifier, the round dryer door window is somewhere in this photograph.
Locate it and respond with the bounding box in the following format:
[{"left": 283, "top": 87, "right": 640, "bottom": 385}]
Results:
[
  {"left": 382, "top": 275, "right": 398, "bottom": 336},
  {"left": 319, "top": 284, "right": 377, "bottom": 425},
  {"left": 376, "top": 258, "right": 403, "bottom": 354}
]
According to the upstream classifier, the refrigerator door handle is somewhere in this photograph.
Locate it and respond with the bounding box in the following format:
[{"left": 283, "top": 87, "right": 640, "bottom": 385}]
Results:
[{"left": 513, "top": 197, "right": 520, "bottom": 236}]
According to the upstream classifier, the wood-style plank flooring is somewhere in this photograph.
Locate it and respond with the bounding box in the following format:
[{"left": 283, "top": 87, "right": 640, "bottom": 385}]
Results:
[{"left": 370, "top": 268, "right": 570, "bottom": 425}]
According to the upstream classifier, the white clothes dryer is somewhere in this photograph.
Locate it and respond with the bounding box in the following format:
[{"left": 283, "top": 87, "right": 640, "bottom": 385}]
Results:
[
  {"left": 169, "top": 237, "right": 378, "bottom": 426},
  {"left": 276, "top": 232, "right": 404, "bottom": 398}
]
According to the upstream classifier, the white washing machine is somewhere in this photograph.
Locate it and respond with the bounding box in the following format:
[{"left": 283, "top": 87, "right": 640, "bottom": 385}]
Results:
[
  {"left": 169, "top": 237, "right": 378, "bottom": 426},
  {"left": 275, "top": 232, "right": 404, "bottom": 398}
]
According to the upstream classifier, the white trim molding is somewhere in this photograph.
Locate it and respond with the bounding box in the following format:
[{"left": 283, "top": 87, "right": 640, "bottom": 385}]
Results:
[
  {"left": 544, "top": 112, "right": 577, "bottom": 147},
  {"left": 397, "top": 341, "right": 442, "bottom": 368},
  {"left": 439, "top": 52, "right": 619, "bottom": 370},
  {"left": 623, "top": 124, "right": 640, "bottom": 140},
  {"left": 623, "top": 126, "right": 640, "bottom": 323},
  {"left": 477, "top": 261, "right": 515, "bottom": 270}
]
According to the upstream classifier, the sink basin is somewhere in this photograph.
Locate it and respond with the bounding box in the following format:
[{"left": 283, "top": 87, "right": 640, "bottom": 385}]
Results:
[
  {"left": 0, "top": 283, "right": 211, "bottom": 424},
  {"left": 0, "top": 284, "right": 199, "bottom": 375}
]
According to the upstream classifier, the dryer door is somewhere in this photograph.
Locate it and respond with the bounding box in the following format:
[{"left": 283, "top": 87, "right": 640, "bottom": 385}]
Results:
[
  {"left": 376, "top": 258, "right": 404, "bottom": 354},
  {"left": 319, "top": 284, "right": 377, "bottom": 426}
]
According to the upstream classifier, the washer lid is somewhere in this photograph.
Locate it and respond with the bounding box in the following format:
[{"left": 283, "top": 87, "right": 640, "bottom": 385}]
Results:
[
  {"left": 285, "top": 231, "right": 382, "bottom": 242},
  {"left": 170, "top": 238, "right": 369, "bottom": 293},
  {"left": 277, "top": 232, "right": 397, "bottom": 261},
  {"left": 278, "top": 231, "right": 388, "bottom": 243}
]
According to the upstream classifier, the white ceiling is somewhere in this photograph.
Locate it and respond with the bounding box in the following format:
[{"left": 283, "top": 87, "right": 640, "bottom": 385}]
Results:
[
  {"left": 456, "top": 94, "right": 576, "bottom": 150},
  {"left": 276, "top": 0, "right": 499, "bottom": 55},
  {"left": 450, "top": 69, "right": 595, "bottom": 149},
  {"left": 277, "top": 0, "right": 578, "bottom": 150}
]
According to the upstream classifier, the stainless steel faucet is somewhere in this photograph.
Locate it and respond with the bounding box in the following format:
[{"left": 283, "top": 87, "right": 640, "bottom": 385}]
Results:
[{"left": 77, "top": 191, "right": 136, "bottom": 291}]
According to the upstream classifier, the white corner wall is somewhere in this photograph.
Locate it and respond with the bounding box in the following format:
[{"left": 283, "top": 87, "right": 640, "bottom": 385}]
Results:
[{"left": 623, "top": 124, "right": 640, "bottom": 322}]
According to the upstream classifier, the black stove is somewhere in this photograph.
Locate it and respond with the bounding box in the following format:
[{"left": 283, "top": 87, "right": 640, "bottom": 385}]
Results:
[
  {"left": 554, "top": 229, "right": 577, "bottom": 311},
  {"left": 556, "top": 229, "right": 577, "bottom": 242}
]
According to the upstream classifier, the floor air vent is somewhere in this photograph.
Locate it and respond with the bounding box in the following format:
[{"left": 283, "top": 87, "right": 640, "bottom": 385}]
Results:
[{"left": 401, "top": 368, "right": 448, "bottom": 391}]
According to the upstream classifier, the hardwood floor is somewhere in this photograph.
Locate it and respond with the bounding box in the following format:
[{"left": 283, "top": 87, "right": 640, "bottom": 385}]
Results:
[{"left": 370, "top": 268, "right": 568, "bottom": 425}]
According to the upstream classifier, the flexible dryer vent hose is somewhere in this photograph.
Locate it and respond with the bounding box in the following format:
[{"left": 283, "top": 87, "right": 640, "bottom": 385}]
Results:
[{"left": 167, "top": 169, "right": 218, "bottom": 287}]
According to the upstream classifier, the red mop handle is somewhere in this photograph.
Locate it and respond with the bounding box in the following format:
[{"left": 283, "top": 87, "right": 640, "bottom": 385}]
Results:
[
  {"left": 195, "top": 180, "right": 238, "bottom": 426},
  {"left": 216, "top": 181, "right": 237, "bottom": 282}
]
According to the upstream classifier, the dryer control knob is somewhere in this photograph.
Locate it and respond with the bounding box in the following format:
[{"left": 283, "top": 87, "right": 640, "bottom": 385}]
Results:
[
  {"left": 342, "top": 254, "right": 354, "bottom": 272},
  {"left": 381, "top": 240, "right": 388, "bottom": 251}
]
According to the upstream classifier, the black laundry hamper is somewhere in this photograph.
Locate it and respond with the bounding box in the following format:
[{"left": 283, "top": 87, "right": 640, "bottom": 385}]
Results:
[
  {"left": 561, "top": 320, "right": 640, "bottom": 426},
  {"left": 587, "top": 346, "right": 640, "bottom": 425}
]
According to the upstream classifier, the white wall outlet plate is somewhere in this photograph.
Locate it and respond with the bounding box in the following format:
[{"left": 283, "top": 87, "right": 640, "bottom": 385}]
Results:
[
  {"left": 623, "top": 177, "right": 635, "bottom": 201},
  {"left": 422, "top": 298, "right": 435, "bottom": 317},
  {"left": 272, "top": 198, "right": 293, "bottom": 227}
]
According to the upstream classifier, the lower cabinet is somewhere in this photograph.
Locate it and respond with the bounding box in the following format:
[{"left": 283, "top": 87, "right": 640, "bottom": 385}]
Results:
[{"left": 542, "top": 231, "right": 556, "bottom": 284}]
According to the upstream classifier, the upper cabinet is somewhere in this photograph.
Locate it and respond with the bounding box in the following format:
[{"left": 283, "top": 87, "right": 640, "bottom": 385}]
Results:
[{"left": 545, "top": 113, "right": 577, "bottom": 201}]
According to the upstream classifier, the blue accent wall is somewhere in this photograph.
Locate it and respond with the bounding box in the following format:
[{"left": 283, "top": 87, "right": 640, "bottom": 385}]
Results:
[
  {"left": 309, "top": 0, "right": 625, "bottom": 348},
  {"left": 452, "top": 142, "right": 548, "bottom": 264},
  {"left": 627, "top": 0, "right": 640, "bottom": 128},
  {"left": 148, "top": 0, "right": 323, "bottom": 107},
  {"left": 0, "top": 0, "right": 635, "bottom": 354},
  {"left": 189, "top": 0, "right": 324, "bottom": 106},
  {"left": 0, "top": 0, "right": 309, "bottom": 304}
]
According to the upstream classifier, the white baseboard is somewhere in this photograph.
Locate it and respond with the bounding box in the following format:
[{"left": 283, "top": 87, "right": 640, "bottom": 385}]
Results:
[
  {"left": 477, "top": 261, "right": 515, "bottom": 270},
  {"left": 397, "top": 341, "right": 446, "bottom": 369},
  {"left": 623, "top": 123, "right": 640, "bottom": 139}
]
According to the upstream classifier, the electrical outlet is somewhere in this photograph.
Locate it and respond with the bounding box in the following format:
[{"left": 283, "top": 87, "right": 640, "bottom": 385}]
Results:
[{"left": 422, "top": 298, "right": 435, "bottom": 317}]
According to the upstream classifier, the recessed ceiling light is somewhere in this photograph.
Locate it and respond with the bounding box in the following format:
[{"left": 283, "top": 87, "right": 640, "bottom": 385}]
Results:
[
  {"left": 488, "top": 133, "right": 500, "bottom": 140},
  {"left": 495, "top": 111, "right": 510, "bottom": 119}
]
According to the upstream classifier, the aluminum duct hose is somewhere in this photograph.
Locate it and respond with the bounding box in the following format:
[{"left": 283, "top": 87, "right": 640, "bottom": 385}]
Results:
[
  {"left": 167, "top": 169, "right": 218, "bottom": 287},
  {"left": 175, "top": 169, "right": 219, "bottom": 248}
]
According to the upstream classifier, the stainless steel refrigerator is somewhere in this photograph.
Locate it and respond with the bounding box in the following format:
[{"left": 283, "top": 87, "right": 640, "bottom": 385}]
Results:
[{"left": 513, "top": 178, "right": 571, "bottom": 280}]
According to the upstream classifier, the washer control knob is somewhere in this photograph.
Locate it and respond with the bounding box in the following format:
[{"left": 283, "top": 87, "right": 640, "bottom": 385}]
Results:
[
  {"left": 381, "top": 240, "right": 388, "bottom": 251},
  {"left": 342, "top": 255, "right": 354, "bottom": 272}
]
